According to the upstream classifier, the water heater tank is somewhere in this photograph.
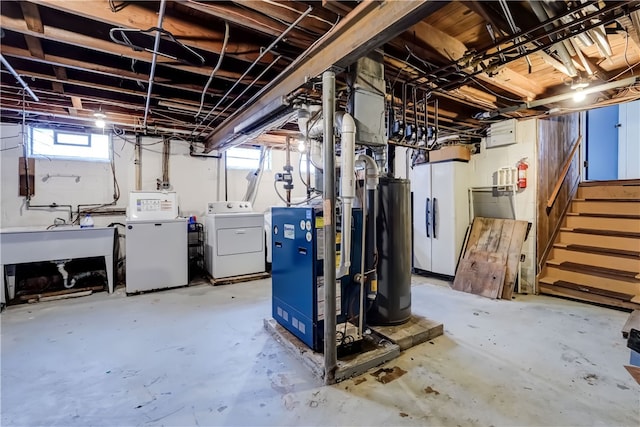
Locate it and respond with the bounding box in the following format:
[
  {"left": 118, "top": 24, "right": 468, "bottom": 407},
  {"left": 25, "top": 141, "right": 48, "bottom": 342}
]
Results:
[{"left": 367, "top": 176, "right": 412, "bottom": 325}]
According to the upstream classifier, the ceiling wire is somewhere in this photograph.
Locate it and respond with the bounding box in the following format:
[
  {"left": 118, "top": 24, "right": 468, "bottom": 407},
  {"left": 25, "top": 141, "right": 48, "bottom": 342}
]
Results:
[
  {"left": 196, "top": 21, "right": 230, "bottom": 119},
  {"left": 261, "top": 0, "right": 335, "bottom": 26},
  {"left": 469, "top": 76, "right": 523, "bottom": 103},
  {"left": 607, "top": 29, "right": 634, "bottom": 81}
]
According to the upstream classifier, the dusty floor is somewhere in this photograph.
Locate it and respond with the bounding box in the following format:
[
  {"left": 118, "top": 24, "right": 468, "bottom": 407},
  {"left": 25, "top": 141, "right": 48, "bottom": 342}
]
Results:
[{"left": 1, "top": 275, "right": 638, "bottom": 426}]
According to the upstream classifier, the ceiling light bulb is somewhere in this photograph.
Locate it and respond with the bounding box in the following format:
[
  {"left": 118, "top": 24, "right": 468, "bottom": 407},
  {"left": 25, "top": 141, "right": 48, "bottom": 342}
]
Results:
[
  {"left": 93, "top": 110, "right": 107, "bottom": 128},
  {"left": 572, "top": 88, "right": 586, "bottom": 102},
  {"left": 297, "top": 140, "right": 306, "bottom": 152}
]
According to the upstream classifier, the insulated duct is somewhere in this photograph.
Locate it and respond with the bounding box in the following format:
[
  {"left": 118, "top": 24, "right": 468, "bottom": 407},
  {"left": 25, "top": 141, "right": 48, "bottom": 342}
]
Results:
[{"left": 529, "top": 1, "right": 578, "bottom": 77}]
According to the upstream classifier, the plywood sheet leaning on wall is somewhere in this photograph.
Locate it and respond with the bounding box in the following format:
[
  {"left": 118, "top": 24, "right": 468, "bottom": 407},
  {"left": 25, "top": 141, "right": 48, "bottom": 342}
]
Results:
[
  {"left": 453, "top": 217, "right": 529, "bottom": 299},
  {"left": 453, "top": 256, "right": 506, "bottom": 299}
]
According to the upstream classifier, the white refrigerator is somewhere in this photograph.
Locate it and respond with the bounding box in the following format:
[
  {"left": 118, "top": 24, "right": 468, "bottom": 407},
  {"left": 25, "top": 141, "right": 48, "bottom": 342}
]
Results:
[{"left": 411, "top": 161, "right": 470, "bottom": 277}]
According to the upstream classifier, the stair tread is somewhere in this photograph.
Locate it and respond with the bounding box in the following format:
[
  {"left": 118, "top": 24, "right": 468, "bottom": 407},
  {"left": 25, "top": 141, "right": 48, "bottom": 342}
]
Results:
[
  {"left": 579, "top": 179, "right": 640, "bottom": 187},
  {"left": 539, "top": 283, "right": 640, "bottom": 311},
  {"left": 547, "top": 260, "right": 640, "bottom": 279},
  {"left": 577, "top": 198, "right": 640, "bottom": 202},
  {"left": 553, "top": 279, "right": 635, "bottom": 301},
  {"left": 553, "top": 243, "right": 640, "bottom": 259},
  {"left": 563, "top": 228, "right": 640, "bottom": 239},
  {"left": 566, "top": 212, "right": 640, "bottom": 219}
]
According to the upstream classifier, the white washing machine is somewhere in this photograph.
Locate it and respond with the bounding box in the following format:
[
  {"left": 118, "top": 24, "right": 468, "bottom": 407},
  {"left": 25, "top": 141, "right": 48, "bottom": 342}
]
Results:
[{"left": 205, "top": 201, "right": 265, "bottom": 279}]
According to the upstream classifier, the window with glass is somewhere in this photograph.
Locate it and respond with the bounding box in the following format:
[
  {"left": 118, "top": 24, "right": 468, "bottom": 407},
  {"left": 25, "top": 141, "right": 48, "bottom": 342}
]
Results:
[
  {"left": 226, "top": 147, "right": 270, "bottom": 170},
  {"left": 29, "top": 127, "right": 111, "bottom": 161}
]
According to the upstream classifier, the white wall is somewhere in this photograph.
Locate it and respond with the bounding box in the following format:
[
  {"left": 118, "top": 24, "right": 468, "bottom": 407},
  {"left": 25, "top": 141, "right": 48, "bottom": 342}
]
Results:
[
  {"left": 393, "top": 119, "right": 537, "bottom": 292},
  {"left": 0, "top": 123, "right": 311, "bottom": 228},
  {"left": 618, "top": 100, "right": 640, "bottom": 179},
  {"left": 226, "top": 149, "right": 311, "bottom": 214},
  {"left": 468, "top": 119, "right": 538, "bottom": 293}
]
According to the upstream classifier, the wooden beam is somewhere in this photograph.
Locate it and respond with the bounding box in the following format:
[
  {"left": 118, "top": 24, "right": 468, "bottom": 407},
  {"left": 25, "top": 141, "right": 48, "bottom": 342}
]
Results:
[
  {"left": 628, "top": 11, "right": 640, "bottom": 54},
  {"left": 1, "top": 45, "right": 221, "bottom": 95},
  {"left": 51, "top": 81, "right": 64, "bottom": 93},
  {"left": 23, "top": 34, "right": 45, "bottom": 59},
  {"left": 0, "top": 14, "right": 259, "bottom": 81},
  {"left": 6, "top": 67, "right": 195, "bottom": 104},
  {"left": 52, "top": 65, "right": 67, "bottom": 80},
  {"left": 19, "top": 2, "right": 44, "bottom": 33},
  {"left": 233, "top": 1, "right": 335, "bottom": 35},
  {"left": 68, "top": 107, "right": 77, "bottom": 116},
  {"left": 409, "top": 21, "right": 543, "bottom": 100},
  {"left": 460, "top": 1, "right": 506, "bottom": 37},
  {"left": 1, "top": 68, "right": 233, "bottom": 122},
  {"left": 204, "top": 0, "right": 444, "bottom": 150},
  {"left": 29, "top": 0, "right": 278, "bottom": 65},
  {"left": 322, "top": 0, "right": 352, "bottom": 17},
  {"left": 71, "top": 96, "right": 83, "bottom": 110},
  {"left": 178, "top": 1, "right": 315, "bottom": 47}
]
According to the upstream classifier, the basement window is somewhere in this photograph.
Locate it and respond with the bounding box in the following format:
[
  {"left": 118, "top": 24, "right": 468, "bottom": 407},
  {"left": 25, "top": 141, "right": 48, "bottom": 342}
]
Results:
[
  {"left": 29, "top": 127, "right": 111, "bottom": 162},
  {"left": 226, "top": 147, "right": 270, "bottom": 170}
]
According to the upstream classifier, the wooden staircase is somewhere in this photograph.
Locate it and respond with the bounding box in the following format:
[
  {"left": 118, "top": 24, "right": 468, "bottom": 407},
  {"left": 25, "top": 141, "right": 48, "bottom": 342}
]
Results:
[{"left": 539, "top": 179, "right": 640, "bottom": 310}]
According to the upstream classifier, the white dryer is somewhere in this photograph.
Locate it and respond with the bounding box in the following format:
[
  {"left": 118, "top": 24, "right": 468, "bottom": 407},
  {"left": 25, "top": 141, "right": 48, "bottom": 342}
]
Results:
[{"left": 205, "top": 201, "right": 265, "bottom": 279}]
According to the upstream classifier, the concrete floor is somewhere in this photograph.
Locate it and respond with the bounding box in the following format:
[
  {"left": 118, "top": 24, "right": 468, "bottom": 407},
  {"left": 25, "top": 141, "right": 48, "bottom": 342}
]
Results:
[{"left": 1, "top": 276, "right": 638, "bottom": 426}]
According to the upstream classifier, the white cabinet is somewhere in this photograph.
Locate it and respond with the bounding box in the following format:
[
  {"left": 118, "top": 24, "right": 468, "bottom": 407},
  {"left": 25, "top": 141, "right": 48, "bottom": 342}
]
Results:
[
  {"left": 410, "top": 161, "right": 470, "bottom": 277},
  {"left": 126, "top": 218, "right": 188, "bottom": 293}
]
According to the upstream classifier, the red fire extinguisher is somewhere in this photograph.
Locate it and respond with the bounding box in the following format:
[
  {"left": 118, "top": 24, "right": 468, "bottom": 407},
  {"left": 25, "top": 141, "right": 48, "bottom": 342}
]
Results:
[{"left": 517, "top": 158, "right": 528, "bottom": 189}]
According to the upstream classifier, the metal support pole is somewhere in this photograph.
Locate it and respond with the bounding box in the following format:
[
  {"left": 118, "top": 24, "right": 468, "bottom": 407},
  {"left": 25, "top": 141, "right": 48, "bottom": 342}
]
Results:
[
  {"left": 285, "top": 136, "right": 292, "bottom": 205},
  {"left": 322, "top": 70, "right": 337, "bottom": 382},
  {"left": 142, "top": 0, "right": 167, "bottom": 129}
]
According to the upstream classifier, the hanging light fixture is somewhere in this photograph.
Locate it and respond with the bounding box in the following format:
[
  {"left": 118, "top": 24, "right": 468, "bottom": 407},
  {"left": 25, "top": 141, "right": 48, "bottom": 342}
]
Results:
[
  {"left": 297, "top": 139, "right": 306, "bottom": 152},
  {"left": 572, "top": 87, "right": 586, "bottom": 102},
  {"left": 93, "top": 108, "right": 106, "bottom": 128},
  {"left": 570, "top": 77, "right": 589, "bottom": 102}
]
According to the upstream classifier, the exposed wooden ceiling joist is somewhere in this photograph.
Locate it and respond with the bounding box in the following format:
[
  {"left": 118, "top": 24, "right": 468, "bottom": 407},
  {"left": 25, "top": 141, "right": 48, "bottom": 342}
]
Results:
[
  {"left": 204, "top": 0, "right": 446, "bottom": 150},
  {"left": 71, "top": 96, "right": 83, "bottom": 111},
  {"left": 29, "top": 0, "right": 280, "bottom": 65},
  {"left": 23, "top": 34, "right": 45, "bottom": 59},
  {"left": 177, "top": 0, "right": 316, "bottom": 47},
  {"left": 19, "top": 1, "right": 44, "bottom": 33},
  {"left": 408, "top": 21, "right": 543, "bottom": 100},
  {"left": 0, "top": 15, "right": 257, "bottom": 81},
  {"left": 233, "top": 1, "right": 336, "bottom": 35},
  {"left": 1, "top": 45, "right": 223, "bottom": 96}
]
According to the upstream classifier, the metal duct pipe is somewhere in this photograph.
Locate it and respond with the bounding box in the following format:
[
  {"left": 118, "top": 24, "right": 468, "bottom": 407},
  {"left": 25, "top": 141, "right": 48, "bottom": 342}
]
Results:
[
  {"left": 143, "top": 0, "right": 167, "bottom": 129},
  {"left": 0, "top": 54, "right": 39, "bottom": 102},
  {"left": 530, "top": 1, "right": 578, "bottom": 77},
  {"left": 322, "top": 70, "right": 337, "bottom": 383}
]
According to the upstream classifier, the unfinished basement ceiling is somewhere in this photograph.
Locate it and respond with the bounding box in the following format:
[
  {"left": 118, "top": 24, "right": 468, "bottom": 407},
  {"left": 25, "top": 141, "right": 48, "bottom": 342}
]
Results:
[{"left": 1, "top": 1, "right": 639, "bottom": 151}]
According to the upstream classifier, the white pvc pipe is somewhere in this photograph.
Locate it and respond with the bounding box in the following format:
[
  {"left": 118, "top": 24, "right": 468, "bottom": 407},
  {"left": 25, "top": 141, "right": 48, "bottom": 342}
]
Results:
[
  {"left": 297, "top": 105, "right": 357, "bottom": 279},
  {"left": 336, "top": 113, "right": 356, "bottom": 279}
]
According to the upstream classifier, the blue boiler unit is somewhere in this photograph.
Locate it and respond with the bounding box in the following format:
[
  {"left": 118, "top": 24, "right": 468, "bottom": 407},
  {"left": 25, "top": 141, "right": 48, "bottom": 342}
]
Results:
[{"left": 271, "top": 206, "right": 363, "bottom": 352}]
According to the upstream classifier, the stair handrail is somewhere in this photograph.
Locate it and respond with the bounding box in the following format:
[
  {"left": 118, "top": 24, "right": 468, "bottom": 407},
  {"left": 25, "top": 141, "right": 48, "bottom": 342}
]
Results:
[
  {"left": 546, "top": 135, "right": 582, "bottom": 212},
  {"left": 537, "top": 134, "right": 583, "bottom": 280}
]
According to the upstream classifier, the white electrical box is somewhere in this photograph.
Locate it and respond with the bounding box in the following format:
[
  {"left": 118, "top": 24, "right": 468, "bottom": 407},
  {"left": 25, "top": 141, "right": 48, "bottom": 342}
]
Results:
[
  {"left": 127, "top": 191, "right": 178, "bottom": 220},
  {"left": 487, "top": 119, "right": 517, "bottom": 148}
]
